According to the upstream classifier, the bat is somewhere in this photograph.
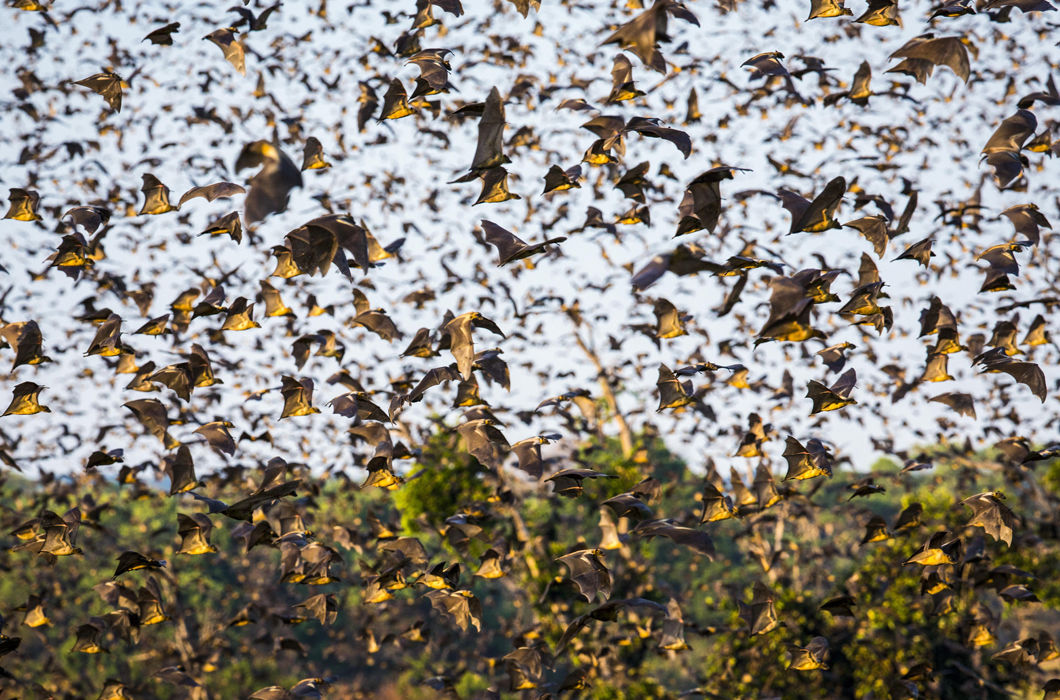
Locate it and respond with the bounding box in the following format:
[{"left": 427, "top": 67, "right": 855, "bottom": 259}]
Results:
[
  {"left": 844, "top": 215, "right": 889, "bottom": 256},
  {"left": 544, "top": 467, "right": 611, "bottom": 497},
  {"left": 204, "top": 27, "right": 246, "bottom": 75},
  {"left": 961, "top": 491, "right": 1018, "bottom": 546},
  {"left": 441, "top": 312, "right": 504, "bottom": 380},
  {"left": 177, "top": 181, "right": 246, "bottom": 208},
  {"left": 471, "top": 87, "right": 507, "bottom": 171},
  {"left": 788, "top": 637, "right": 830, "bottom": 670},
  {"left": 114, "top": 551, "right": 167, "bottom": 577},
  {"left": 480, "top": 220, "right": 566, "bottom": 266},
  {"left": 556, "top": 549, "right": 612, "bottom": 602},
  {"left": 808, "top": 0, "right": 853, "bottom": 19},
  {"left": 280, "top": 376, "right": 320, "bottom": 418},
  {"left": 633, "top": 519, "right": 715, "bottom": 557},
  {"left": 177, "top": 513, "right": 218, "bottom": 555},
  {"left": 806, "top": 368, "right": 857, "bottom": 415},
  {"left": 236, "top": 141, "right": 302, "bottom": 225},
  {"left": 142, "top": 21, "right": 180, "bottom": 45},
  {"left": 600, "top": 0, "right": 700, "bottom": 73},
  {"left": 74, "top": 72, "right": 123, "bottom": 111},
  {"left": 974, "top": 348, "right": 1046, "bottom": 401},
  {"left": 656, "top": 364, "right": 694, "bottom": 411},
  {"left": 779, "top": 176, "right": 846, "bottom": 233},
  {"left": 139, "top": 174, "right": 174, "bottom": 215},
  {"left": 737, "top": 580, "right": 780, "bottom": 635},
  {"left": 782, "top": 436, "right": 833, "bottom": 480},
  {"left": 888, "top": 35, "right": 972, "bottom": 84},
  {"left": 380, "top": 78, "right": 414, "bottom": 120}
]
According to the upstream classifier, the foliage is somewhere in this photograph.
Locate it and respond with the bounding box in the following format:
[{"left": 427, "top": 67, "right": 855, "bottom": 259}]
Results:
[
  {"left": 4, "top": 435, "right": 1059, "bottom": 698},
  {"left": 392, "top": 425, "right": 495, "bottom": 533}
]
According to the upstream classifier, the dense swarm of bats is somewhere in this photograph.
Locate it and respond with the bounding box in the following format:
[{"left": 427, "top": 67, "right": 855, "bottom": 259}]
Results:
[{"left": 1, "top": 0, "right": 1060, "bottom": 697}]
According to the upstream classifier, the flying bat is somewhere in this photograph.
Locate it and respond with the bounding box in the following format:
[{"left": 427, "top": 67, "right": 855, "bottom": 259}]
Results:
[
  {"left": 556, "top": 549, "right": 612, "bottom": 602},
  {"left": 782, "top": 436, "right": 833, "bottom": 480},
  {"left": 74, "top": 72, "right": 123, "bottom": 111},
  {"left": 779, "top": 176, "right": 846, "bottom": 233},
  {"left": 545, "top": 468, "right": 611, "bottom": 497},
  {"left": 808, "top": 0, "right": 852, "bottom": 19},
  {"left": 143, "top": 21, "right": 180, "bottom": 45},
  {"left": 974, "top": 347, "right": 1046, "bottom": 401},
  {"left": 235, "top": 140, "right": 302, "bottom": 225},
  {"left": 479, "top": 220, "right": 566, "bottom": 266},
  {"left": 806, "top": 368, "right": 857, "bottom": 415},
  {"left": 441, "top": 311, "right": 504, "bottom": 380},
  {"left": 961, "top": 491, "right": 1017, "bottom": 546},
  {"left": 888, "top": 35, "right": 972, "bottom": 84},
  {"left": 556, "top": 598, "right": 667, "bottom": 653},
  {"left": 788, "top": 637, "right": 830, "bottom": 671},
  {"left": 139, "top": 174, "right": 174, "bottom": 215},
  {"left": 633, "top": 519, "right": 715, "bottom": 557},
  {"left": 380, "top": 78, "right": 415, "bottom": 120},
  {"left": 280, "top": 376, "right": 320, "bottom": 418},
  {"left": 204, "top": 27, "right": 246, "bottom": 75},
  {"left": 471, "top": 87, "right": 507, "bottom": 171},
  {"left": 4, "top": 188, "right": 41, "bottom": 221},
  {"left": 656, "top": 364, "right": 694, "bottom": 411},
  {"left": 600, "top": 0, "right": 700, "bottom": 73},
  {"left": 425, "top": 589, "right": 482, "bottom": 632},
  {"left": 114, "top": 551, "right": 167, "bottom": 577},
  {"left": 1, "top": 321, "right": 49, "bottom": 369},
  {"left": 737, "top": 580, "right": 781, "bottom": 635},
  {"left": 2, "top": 382, "right": 49, "bottom": 417},
  {"left": 177, "top": 181, "right": 246, "bottom": 208},
  {"left": 177, "top": 513, "right": 218, "bottom": 555}
]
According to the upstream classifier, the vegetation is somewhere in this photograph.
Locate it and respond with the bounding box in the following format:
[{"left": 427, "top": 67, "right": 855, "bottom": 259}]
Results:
[{"left": 3, "top": 429, "right": 1059, "bottom": 698}]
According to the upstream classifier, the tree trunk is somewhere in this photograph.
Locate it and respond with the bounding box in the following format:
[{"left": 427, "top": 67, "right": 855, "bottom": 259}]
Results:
[{"left": 572, "top": 330, "right": 634, "bottom": 458}]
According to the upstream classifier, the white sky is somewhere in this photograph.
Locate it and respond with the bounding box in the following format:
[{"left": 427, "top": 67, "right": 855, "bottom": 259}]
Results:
[{"left": 1, "top": 0, "right": 1059, "bottom": 482}]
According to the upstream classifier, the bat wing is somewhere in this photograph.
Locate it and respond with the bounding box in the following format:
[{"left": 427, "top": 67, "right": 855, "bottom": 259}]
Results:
[
  {"left": 557, "top": 551, "right": 611, "bottom": 602},
  {"left": 426, "top": 590, "right": 481, "bottom": 632},
  {"left": 75, "top": 73, "right": 123, "bottom": 111},
  {"left": 796, "top": 176, "right": 846, "bottom": 232},
  {"left": 407, "top": 365, "right": 460, "bottom": 403},
  {"left": 625, "top": 118, "right": 692, "bottom": 158},
  {"left": 982, "top": 109, "right": 1037, "bottom": 154},
  {"left": 469, "top": 315, "right": 504, "bottom": 337},
  {"left": 850, "top": 60, "right": 872, "bottom": 100},
  {"left": 634, "top": 520, "right": 715, "bottom": 557},
  {"left": 480, "top": 220, "right": 527, "bottom": 264},
  {"left": 657, "top": 364, "right": 693, "bottom": 411},
  {"left": 899, "top": 36, "right": 971, "bottom": 83},
  {"left": 471, "top": 87, "right": 506, "bottom": 170},
  {"left": 652, "top": 299, "right": 686, "bottom": 338},
  {"left": 979, "top": 356, "right": 1046, "bottom": 401},
  {"left": 631, "top": 254, "right": 670, "bottom": 291},
  {"left": 843, "top": 215, "right": 889, "bottom": 256},
  {"left": 777, "top": 189, "right": 811, "bottom": 233},
  {"left": 511, "top": 439, "right": 544, "bottom": 479},
  {"left": 443, "top": 319, "right": 475, "bottom": 380},
  {"left": 143, "top": 21, "right": 180, "bottom": 45},
  {"left": 204, "top": 29, "right": 246, "bottom": 75},
  {"left": 380, "top": 78, "right": 414, "bottom": 119},
  {"left": 280, "top": 377, "right": 316, "bottom": 417},
  {"left": 601, "top": 10, "right": 660, "bottom": 71},
  {"left": 928, "top": 392, "right": 977, "bottom": 418},
  {"left": 999, "top": 361, "right": 1047, "bottom": 401},
  {"left": 178, "top": 182, "right": 246, "bottom": 207},
  {"left": 962, "top": 493, "right": 1017, "bottom": 545},
  {"left": 611, "top": 53, "right": 635, "bottom": 88},
  {"left": 782, "top": 437, "right": 813, "bottom": 480}
]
